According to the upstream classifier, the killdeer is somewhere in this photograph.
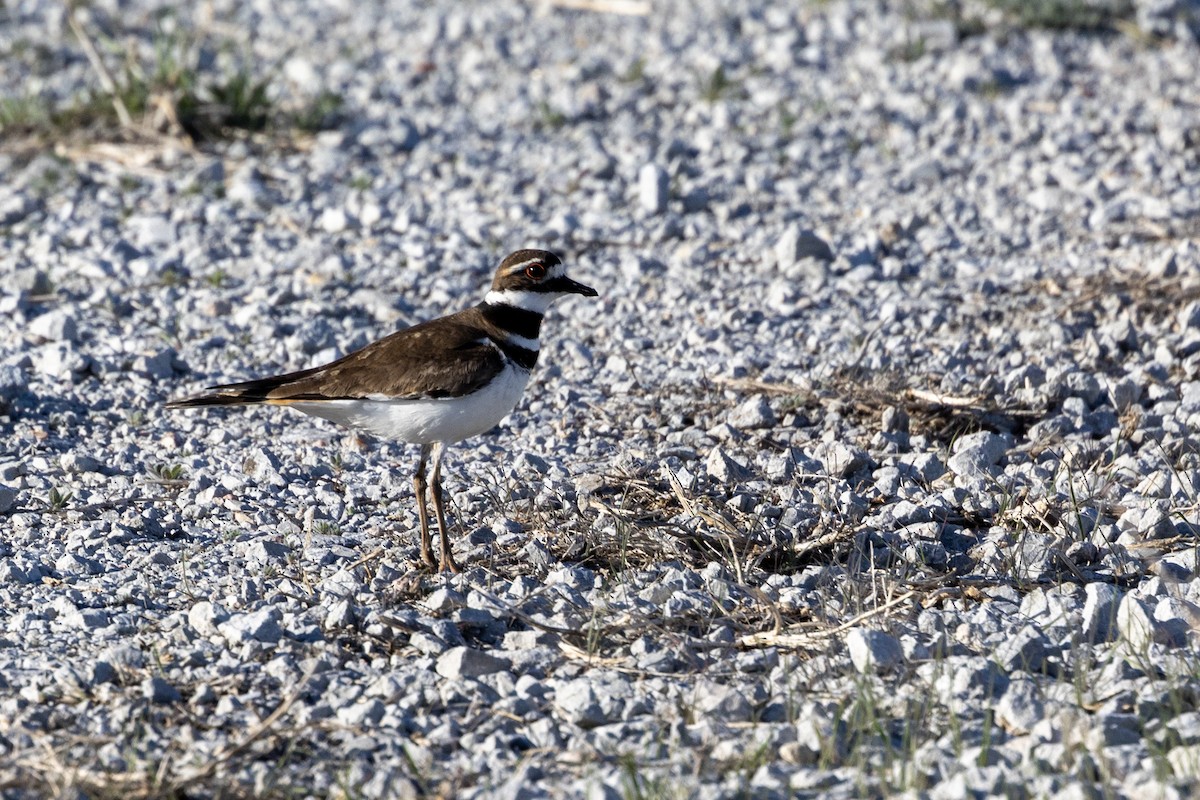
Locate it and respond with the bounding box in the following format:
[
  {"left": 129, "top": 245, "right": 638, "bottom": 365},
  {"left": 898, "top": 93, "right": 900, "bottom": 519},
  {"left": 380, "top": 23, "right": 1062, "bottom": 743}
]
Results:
[{"left": 167, "top": 249, "right": 598, "bottom": 573}]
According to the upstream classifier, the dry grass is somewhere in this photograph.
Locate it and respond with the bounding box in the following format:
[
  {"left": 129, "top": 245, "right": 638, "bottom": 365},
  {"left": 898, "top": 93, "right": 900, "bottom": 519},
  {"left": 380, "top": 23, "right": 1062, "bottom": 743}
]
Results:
[
  {"left": 10, "top": 264, "right": 1193, "bottom": 793},
  {"left": 2, "top": 6, "right": 342, "bottom": 157},
  {"left": 0, "top": 664, "right": 316, "bottom": 799},
  {"left": 719, "top": 370, "right": 1045, "bottom": 443},
  {"left": 1029, "top": 268, "right": 1200, "bottom": 329}
]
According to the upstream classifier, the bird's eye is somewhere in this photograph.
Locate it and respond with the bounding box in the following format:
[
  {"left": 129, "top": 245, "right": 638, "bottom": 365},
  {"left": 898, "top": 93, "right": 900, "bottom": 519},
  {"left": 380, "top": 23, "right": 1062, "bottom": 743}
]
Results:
[{"left": 525, "top": 263, "right": 547, "bottom": 280}]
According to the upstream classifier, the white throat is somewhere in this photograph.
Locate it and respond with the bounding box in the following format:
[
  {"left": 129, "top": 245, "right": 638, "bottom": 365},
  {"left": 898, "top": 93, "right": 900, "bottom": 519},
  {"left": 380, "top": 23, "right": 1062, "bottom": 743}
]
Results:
[{"left": 484, "top": 289, "right": 558, "bottom": 315}]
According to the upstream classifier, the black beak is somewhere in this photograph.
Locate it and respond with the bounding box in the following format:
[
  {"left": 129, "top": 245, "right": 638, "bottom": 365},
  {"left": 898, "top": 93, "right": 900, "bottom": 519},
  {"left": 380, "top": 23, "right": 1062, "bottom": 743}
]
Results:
[{"left": 550, "top": 276, "right": 599, "bottom": 297}]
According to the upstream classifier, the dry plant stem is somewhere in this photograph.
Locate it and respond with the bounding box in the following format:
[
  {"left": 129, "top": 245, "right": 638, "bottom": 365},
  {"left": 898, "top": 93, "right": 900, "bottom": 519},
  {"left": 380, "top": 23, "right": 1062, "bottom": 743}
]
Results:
[
  {"left": 905, "top": 388, "right": 986, "bottom": 408},
  {"left": 151, "top": 92, "right": 193, "bottom": 143},
  {"left": 793, "top": 525, "right": 857, "bottom": 560},
  {"left": 465, "top": 587, "right": 587, "bottom": 637},
  {"left": 667, "top": 467, "right": 746, "bottom": 583},
  {"left": 168, "top": 661, "right": 317, "bottom": 791},
  {"left": 346, "top": 546, "right": 386, "bottom": 572},
  {"left": 65, "top": 3, "right": 134, "bottom": 128},
  {"left": 741, "top": 584, "right": 783, "bottom": 637},
  {"left": 556, "top": 641, "right": 729, "bottom": 679},
  {"left": 739, "top": 589, "right": 918, "bottom": 650},
  {"left": 548, "top": 0, "right": 652, "bottom": 14}
]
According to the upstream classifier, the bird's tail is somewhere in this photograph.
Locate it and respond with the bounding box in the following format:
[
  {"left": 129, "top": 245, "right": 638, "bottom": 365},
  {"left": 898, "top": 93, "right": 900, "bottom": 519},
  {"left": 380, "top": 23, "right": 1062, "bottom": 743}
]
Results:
[{"left": 165, "top": 375, "right": 298, "bottom": 408}]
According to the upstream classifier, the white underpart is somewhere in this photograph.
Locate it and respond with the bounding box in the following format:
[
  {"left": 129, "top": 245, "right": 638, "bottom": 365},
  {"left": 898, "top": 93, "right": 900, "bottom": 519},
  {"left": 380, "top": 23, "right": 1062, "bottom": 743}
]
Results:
[
  {"left": 290, "top": 362, "right": 532, "bottom": 445},
  {"left": 483, "top": 288, "right": 561, "bottom": 314}
]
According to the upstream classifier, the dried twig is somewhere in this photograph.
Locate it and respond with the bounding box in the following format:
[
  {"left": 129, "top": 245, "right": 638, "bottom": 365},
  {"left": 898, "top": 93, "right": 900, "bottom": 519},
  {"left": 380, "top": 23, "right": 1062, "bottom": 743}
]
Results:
[
  {"left": 792, "top": 525, "right": 857, "bottom": 561},
  {"left": 667, "top": 467, "right": 746, "bottom": 583},
  {"left": 65, "top": 4, "right": 134, "bottom": 128},
  {"left": 345, "top": 546, "right": 386, "bottom": 572},
  {"left": 547, "top": 0, "right": 651, "bottom": 16},
  {"left": 713, "top": 376, "right": 807, "bottom": 396},
  {"left": 716, "top": 372, "right": 1042, "bottom": 441},
  {"left": 741, "top": 584, "right": 783, "bottom": 637},
  {"left": 456, "top": 587, "right": 584, "bottom": 638},
  {"left": 905, "top": 388, "right": 986, "bottom": 408},
  {"left": 168, "top": 661, "right": 317, "bottom": 791},
  {"left": 738, "top": 589, "right": 918, "bottom": 650}
]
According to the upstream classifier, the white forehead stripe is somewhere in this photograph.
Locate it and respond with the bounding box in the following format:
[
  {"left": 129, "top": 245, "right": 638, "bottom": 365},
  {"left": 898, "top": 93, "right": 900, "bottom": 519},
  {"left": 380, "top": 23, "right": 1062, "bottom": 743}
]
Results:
[
  {"left": 505, "top": 257, "right": 566, "bottom": 278},
  {"left": 506, "top": 257, "right": 546, "bottom": 274}
]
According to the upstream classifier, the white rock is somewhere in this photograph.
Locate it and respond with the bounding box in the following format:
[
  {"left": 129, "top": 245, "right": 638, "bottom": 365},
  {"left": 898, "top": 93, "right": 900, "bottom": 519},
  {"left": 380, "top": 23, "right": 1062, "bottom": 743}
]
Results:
[
  {"left": 1109, "top": 376, "right": 1142, "bottom": 411},
  {"left": 728, "top": 395, "right": 777, "bottom": 429},
  {"left": 218, "top": 607, "right": 284, "bottom": 645},
  {"left": 284, "top": 56, "right": 320, "bottom": 89},
  {"left": 187, "top": 600, "right": 229, "bottom": 637},
  {"left": 775, "top": 225, "right": 834, "bottom": 265},
  {"left": 813, "top": 442, "right": 870, "bottom": 477},
  {"left": 0, "top": 486, "right": 16, "bottom": 513},
  {"left": 133, "top": 348, "right": 177, "bottom": 379},
  {"left": 226, "top": 164, "right": 265, "bottom": 204},
  {"left": 0, "top": 560, "right": 32, "bottom": 584},
  {"left": 1117, "top": 594, "right": 1158, "bottom": 651},
  {"left": 236, "top": 540, "right": 290, "bottom": 565},
  {"left": 0, "top": 365, "right": 27, "bottom": 406},
  {"left": 55, "top": 553, "right": 101, "bottom": 575},
  {"left": 1168, "top": 745, "right": 1200, "bottom": 779},
  {"left": 143, "top": 676, "right": 182, "bottom": 704},
  {"left": 60, "top": 452, "right": 100, "bottom": 473},
  {"left": 424, "top": 587, "right": 466, "bottom": 612},
  {"left": 125, "top": 215, "right": 176, "bottom": 248},
  {"left": 947, "top": 431, "right": 1010, "bottom": 476},
  {"left": 358, "top": 201, "right": 382, "bottom": 228},
  {"left": 320, "top": 568, "right": 364, "bottom": 598},
  {"left": 1118, "top": 505, "right": 1176, "bottom": 539},
  {"left": 1082, "top": 583, "right": 1121, "bottom": 643},
  {"left": 638, "top": 164, "right": 669, "bottom": 214},
  {"left": 695, "top": 684, "right": 753, "bottom": 722},
  {"left": 706, "top": 447, "right": 751, "bottom": 484},
  {"left": 846, "top": 627, "right": 904, "bottom": 672},
  {"left": 319, "top": 207, "right": 350, "bottom": 233},
  {"left": 244, "top": 447, "right": 287, "bottom": 487},
  {"left": 36, "top": 343, "right": 88, "bottom": 379},
  {"left": 435, "top": 646, "right": 508, "bottom": 680},
  {"left": 994, "top": 625, "right": 1050, "bottom": 673},
  {"left": 336, "top": 698, "right": 386, "bottom": 727},
  {"left": 324, "top": 598, "right": 355, "bottom": 628},
  {"left": 553, "top": 679, "right": 608, "bottom": 728},
  {"left": 995, "top": 679, "right": 1045, "bottom": 735},
  {"left": 29, "top": 310, "right": 78, "bottom": 343}
]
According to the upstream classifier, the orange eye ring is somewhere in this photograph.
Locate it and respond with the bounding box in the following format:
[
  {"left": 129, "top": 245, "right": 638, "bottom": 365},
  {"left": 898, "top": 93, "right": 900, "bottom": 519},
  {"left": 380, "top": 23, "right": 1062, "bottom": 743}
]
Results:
[{"left": 525, "top": 263, "right": 547, "bottom": 279}]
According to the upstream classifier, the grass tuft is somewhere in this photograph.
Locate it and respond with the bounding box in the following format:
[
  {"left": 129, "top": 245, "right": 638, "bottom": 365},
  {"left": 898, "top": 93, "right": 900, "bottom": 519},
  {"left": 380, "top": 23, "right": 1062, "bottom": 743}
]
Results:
[
  {"left": 48, "top": 486, "right": 73, "bottom": 511},
  {"left": 294, "top": 89, "right": 344, "bottom": 133},
  {"left": 148, "top": 463, "right": 187, "bottom": 483},
  {"left": 2, "top": 8, "right": 344, "bottom": 144},
  {"left": 984, "top": 0, "right": 1134, "bottom": 31},
  {"left": 698, "top": 64, "right": 736, "bottom": 103},
  {"left": 917, "top": 0, "right": 1136, "bottom": 37}
]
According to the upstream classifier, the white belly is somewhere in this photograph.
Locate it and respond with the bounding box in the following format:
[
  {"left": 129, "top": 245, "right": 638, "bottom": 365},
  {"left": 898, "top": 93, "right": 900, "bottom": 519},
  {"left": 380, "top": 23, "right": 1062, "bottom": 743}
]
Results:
[{"left": 289, "top": 366, "right": 531, "bottom": 445}]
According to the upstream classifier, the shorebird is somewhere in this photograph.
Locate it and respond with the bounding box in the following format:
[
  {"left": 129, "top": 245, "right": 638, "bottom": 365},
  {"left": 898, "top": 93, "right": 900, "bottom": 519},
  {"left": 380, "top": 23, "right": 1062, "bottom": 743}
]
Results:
[{"left": 167, "top": 249, "right": 597, "bottom": 572}]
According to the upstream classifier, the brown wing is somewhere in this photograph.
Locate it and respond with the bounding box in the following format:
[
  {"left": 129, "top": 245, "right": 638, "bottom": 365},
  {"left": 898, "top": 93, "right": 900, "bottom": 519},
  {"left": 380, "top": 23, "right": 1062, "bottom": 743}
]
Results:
[{"left": 166, "top": 309, "right": 504, "bottom": 407}]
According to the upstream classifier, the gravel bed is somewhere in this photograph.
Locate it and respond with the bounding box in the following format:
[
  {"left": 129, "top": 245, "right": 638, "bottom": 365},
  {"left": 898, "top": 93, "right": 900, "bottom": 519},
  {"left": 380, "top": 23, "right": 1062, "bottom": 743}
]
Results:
[{"left": 3, "top": 0, "right": 1200, "bottom": 797}]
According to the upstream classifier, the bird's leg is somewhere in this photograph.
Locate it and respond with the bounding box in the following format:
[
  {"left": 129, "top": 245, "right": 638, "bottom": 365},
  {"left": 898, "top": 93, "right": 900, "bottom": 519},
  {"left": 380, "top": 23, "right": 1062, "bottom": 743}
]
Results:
[
  {"left": 414, "top": 444, "right": 437, "bottom": 569},
  {"left": 429, "top": 441, "right": 460, "bottom": 574}
]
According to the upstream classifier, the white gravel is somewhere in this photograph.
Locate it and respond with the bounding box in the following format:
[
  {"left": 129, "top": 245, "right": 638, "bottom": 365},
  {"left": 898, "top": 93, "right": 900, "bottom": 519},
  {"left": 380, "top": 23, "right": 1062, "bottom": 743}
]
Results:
[{"left": 3, "top": 0, "right": 1200, "bottom": 797}]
